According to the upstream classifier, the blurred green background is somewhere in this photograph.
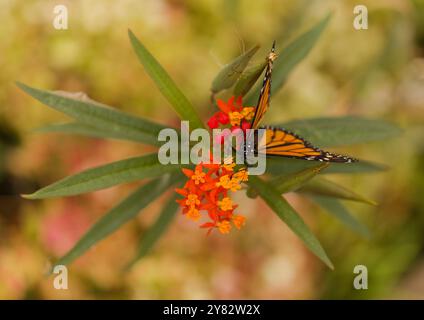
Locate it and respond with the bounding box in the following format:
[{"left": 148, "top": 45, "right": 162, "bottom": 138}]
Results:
[{"left": 0, "top": 0, "right": 423, "bottom": 299}]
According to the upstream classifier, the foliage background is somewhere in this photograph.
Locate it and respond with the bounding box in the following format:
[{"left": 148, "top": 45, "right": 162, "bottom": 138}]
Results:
[{"left": 0, "top": 0, "right": 423, "bottom": 299}]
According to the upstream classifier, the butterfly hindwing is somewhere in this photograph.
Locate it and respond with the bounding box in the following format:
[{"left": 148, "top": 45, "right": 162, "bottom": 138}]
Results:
[{"left": 256, "top": 126, "right": 357, "bottom": 163}]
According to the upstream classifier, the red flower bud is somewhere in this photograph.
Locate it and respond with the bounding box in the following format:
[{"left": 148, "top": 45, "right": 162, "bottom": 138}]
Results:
[
  {"left": 207, "top": 116, "right": 219, "bottom": 129},
  {"left": 241, "top": 121, "right": 251, "bottom": 131},
  {"left": 216, "top": 112, "right": 229, "bottom": 125},
  {"left": 217, "top": 99, "right": 231, "bottom": 113}
]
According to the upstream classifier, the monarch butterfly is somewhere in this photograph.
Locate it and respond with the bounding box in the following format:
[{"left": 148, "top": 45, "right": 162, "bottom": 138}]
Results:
[{"left": 245, "top": 42, "right": 357, "bottom": 163}]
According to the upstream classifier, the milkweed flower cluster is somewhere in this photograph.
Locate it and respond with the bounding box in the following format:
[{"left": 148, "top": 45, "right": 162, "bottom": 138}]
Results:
[
  {"left": 207, "top": 96, "right": 254, "bottom": 131},
  {"left": 175, "top": 160, "right": 249, "bottom": 235},
  {"left": 176, "top": 96, "right": 254, "bottom": 234}
]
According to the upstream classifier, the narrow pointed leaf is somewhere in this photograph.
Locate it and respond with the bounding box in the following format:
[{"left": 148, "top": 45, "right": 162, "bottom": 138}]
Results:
[
  {"left": 299, "top": 177, "right": 377, "bottom": 205},
  {"left": 311, "top": 195, "right": 371, "bottom": 238},
  {"left": 233, "top": 61, "right": 267, "bottom": 97},
  {"left": 35, "top": 122, "right": 168, "bottom": 144},
  {"left": 324, "top": 160, "right": 387, "bottom": 174},
  {"left": 211, "top": 45, "right": 260, "bottom": 94},
  {"left": 274, "top": 163, "right": 330, "bottom": 194},
  {"left": 53, "top": 175, "right": 179, "bottom": 268},
  {"left": 246, "top": 163, "right": 328, "bottom": 198},
  {"left": 248, "top": 175, "right": 333, "bottom": 269},
  {"left": 278, "top": 116, "right": 402, "bottom": 147},
  {"left": 266, "top": 157, "right": 387, "bottom": 176},
  {"left": 245, "top": 14, "right": 331, "bottom": 105},
  {"left": 16, "top": 83, "right": 166, "bottom": 146},
  {"left": 128, "top": 30, "right": 204, "bottom": 129},
  {"left": 127, "top": 193, "right": 179, "bottom": 269},
  {"left": 23, "top": 154, "right": 180, "bottom": 199}
]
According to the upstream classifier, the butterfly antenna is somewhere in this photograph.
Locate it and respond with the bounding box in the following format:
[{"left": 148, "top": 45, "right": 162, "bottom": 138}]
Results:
[{"left": 271, "top": 40, "right": 276, "bottom": 52}]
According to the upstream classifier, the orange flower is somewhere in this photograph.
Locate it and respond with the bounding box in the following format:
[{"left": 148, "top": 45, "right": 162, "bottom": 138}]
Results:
[
  {"left": 216, "top": 175, "right": 231, "bottom": 189},
  {"left": 176, "top": 159, "right": 249, "bottom": 234},
  {"left": 217, "top": 220, "right": 231, "bottom": 234},
  {"left": 181, "top": 168, "right": 194, "bottom": 178},
  {"left": 228, "top": 179, "right": 242, "bottom": 192},
  {"left": 187, "top": 207, "right": 201, "bottom": 221},
  {"left": 229, "top": 111, "right": 243, "bottom": 126},
  {"left": 191, "top": 168, "right": 206, "bottom": 185},
  {"left": 241, "top": 107, "right": 255, "bottom": 121},
  {"left": 233, "top": 169, "right": 249, "bottom": 182},
  {"left": 218, "top": 197, "right": 233, "bottom": 211},
  {"left": 185, "top": 194, "right": 200, "bottom": 207},
  {"left": 232, "top": 214, "right": 246, "bottom": 229},
  {"left": 216, "top": 96, "right": 242, "bottom": 114}
]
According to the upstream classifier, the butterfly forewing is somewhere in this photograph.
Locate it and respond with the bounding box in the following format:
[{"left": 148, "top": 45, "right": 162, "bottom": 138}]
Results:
[
  {"left": 257, "top": 127, "right": 357, "bottom": 163},
  {"left": 250, "top": 42, "right": 276, "bottom": 129}
]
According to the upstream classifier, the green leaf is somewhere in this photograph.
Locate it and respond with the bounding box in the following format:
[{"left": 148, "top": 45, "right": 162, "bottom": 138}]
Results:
[
  {"left": 22, "top": 154, "right": 180, "bottom": 199},
  {"left": 245, "top": 14, "right": 331, "bottom": 105},
  {"left": 233, "top": 61, "right": 267, "bottom": 97},
  {"left": 311, "top": 196, "right": 371, "bottom": 239},
  {"left": 266, "top": 157, "right": 387, "bottom": 176},
  {"left": 211, "top": 45, "right": 260, "bottom": 94},
  {"left": 299, "top": 177, "right": 377, "bottom": 205},
  {"left": 248, "top": 175, "right": 333, "bottom": 269},
  {"left": 273, "top": 163, "right": 330, "bottom": 194},
  {"left": 279, "top": 116, "right": 402, "bottom": 147},
  {"left": 126, "top": 193, "right": 180, "bottom": 269},
  {"left": 128, "top": 30, "right": 204, "bottom": 130},
  {"left": 16, "top": 83, "right": 167, "bottom": 147},
  {"left": 53, "top": 175, "right": 179, "bottom": 268},
  {"left": 35, "top": 122, "right": 168, "bottom": 144},
  {"left": 246, "top": 162, "right": 328, "bottom": 198}
]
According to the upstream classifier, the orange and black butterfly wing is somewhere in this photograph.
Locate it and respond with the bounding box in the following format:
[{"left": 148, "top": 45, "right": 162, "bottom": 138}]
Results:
[
  {"left": 250, "top": 42, "right": 277, "bottom": 130},
  {"left": 257, "top": 126, "right": 357, "bottom": 163}
]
